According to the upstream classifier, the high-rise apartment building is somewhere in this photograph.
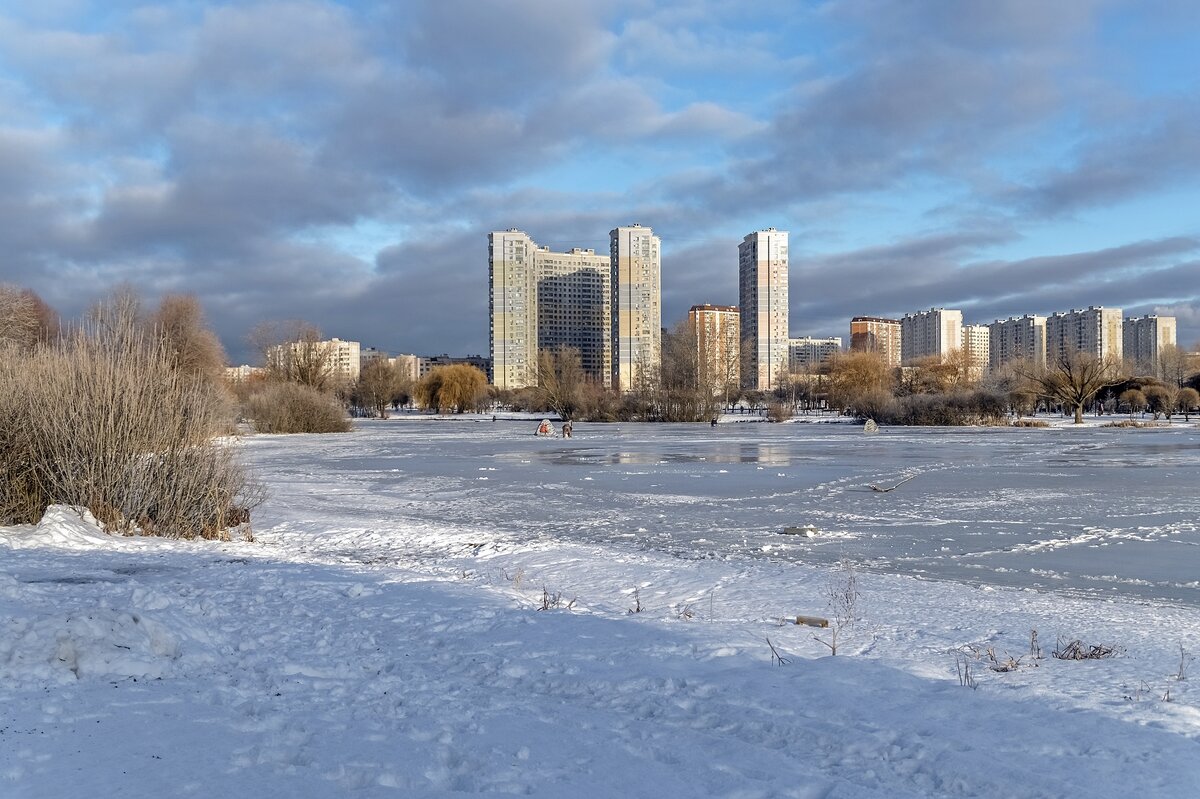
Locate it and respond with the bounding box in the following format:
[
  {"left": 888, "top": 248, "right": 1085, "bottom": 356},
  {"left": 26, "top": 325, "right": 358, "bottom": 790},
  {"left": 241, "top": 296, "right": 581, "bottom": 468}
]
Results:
[
  {"left": 688, "top": 304, "right": 740, "bottom": 396},
  {"left": 1045, "top": 306, "right": 1123, "bottom": 364},
  {"left": 849, "top": 316, "right": 902, "bottom": 367},
  {"left": 988, "top": 315, "right": 1046, "bottom": 371},
  {"left": 900, "top": 308, "right": 962, "bottom": 363},
  {"left": 489, "top": 229, "right": 539, "bottom": 389},
  {"left": 489, "top": 230, "right": 613, "bottom": 389},
  {"left": 610, "top": 224, "right": 662, "bottom": 392},
  {"left": 788, "top": 336, "right": 841, "bottom": 373},
  {"left": 738, "top": 228, "right": 789, "bottom": 390},
  {"left": 536, "top": 245, "right": 612, "bottom": 386},
  {"left": 1123, "top": 315, "right": 1176, "bottom": 376},
  {"left": 960, "top": 324, "right": 990, "bottom": 379}
]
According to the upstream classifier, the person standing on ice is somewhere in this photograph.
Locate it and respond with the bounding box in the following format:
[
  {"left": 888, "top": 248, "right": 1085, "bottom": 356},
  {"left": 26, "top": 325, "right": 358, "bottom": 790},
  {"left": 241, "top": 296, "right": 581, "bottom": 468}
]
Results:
[{"left": 562, "top": 421, "right": 573, "bottom": 438}]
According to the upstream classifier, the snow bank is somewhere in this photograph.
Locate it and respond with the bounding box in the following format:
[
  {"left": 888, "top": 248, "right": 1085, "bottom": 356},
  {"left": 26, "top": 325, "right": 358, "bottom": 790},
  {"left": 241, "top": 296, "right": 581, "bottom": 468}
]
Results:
[{"left": 3, "top": 504, "right": 111, "bottom": 550}]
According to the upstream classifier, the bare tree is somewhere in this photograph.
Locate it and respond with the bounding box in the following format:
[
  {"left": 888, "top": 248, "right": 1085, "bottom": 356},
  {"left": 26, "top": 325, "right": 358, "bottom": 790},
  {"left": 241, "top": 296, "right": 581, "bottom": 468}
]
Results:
[
  {"left": 826, "top": 351, "right": 892, "bottom": 414},
  {"left": 150, "top": 294, "right": 228, "bottom": 381},
  {"left": 536, "top": 346, "right": 586, "bottom": 420},
  {"left": 355, "top": 359, "right": 403, "bottom": 418},
  {"left": 1144, "top": 383, "right": 1178, "bottom": 421},
  {"left": 249, "top": 320, "right": 334, "bottom": 390},
  {"left": 1119, "top": 388, "right": 1147, "bottom": 418},
  {"left": 0, "top": 285, "right": 59, "bottom": 348},
  {"left": 1178, "top": 387, "right": 1200, "bottom": 422},
  {"left": 1022, "top": 349, "right": 1123, "bottom": 424}
]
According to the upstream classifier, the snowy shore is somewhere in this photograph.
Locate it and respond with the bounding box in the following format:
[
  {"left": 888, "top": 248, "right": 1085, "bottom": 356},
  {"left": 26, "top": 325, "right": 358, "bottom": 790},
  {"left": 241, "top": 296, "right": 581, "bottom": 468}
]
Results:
[{"left": 3, "top": 421, "right": 1199, "bottom": 797}]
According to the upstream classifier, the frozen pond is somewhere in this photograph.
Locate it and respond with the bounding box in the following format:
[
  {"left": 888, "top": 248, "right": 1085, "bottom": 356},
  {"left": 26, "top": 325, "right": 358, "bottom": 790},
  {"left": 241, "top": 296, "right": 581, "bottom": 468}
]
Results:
[{"left": 246, "top": 418, "right": 1200, "bottom": 607}]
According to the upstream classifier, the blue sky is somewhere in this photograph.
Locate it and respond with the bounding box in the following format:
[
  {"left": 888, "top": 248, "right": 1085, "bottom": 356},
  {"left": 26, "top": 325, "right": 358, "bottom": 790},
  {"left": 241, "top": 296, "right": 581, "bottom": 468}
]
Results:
[{"left": 1, "top": 0, "right": 1198, "bottom": 363}]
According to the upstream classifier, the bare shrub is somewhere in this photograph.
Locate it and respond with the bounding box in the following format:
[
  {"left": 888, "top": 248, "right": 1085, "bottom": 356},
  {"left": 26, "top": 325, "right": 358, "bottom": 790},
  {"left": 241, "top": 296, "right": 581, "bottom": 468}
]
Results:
[
  {"left": 538, "top": 587, "right": 575, "bottom": 611},
  {"left": 765, "top": 401, "right": 793, "bottom": 422},
  {"left": 1175, "top": 642, "right": 1193, "bottom": 681},
  {"left": 952, "top": 648, "right": 978, "bottom": 689},
  {"left": 813, "top": 558, "right": 859, "bottom": 656},
  {"left": 1052, "top": 637, "right": 1122, "bottom": 660},
  {"left": 0, "top": 321, "right": 261, "bottom": 539},
  {"left": 245, "top": 382, "right": 352, "bottom": 433},
  {"left": 1011, "top": 419, "right": 1049, "bottom": 428}
]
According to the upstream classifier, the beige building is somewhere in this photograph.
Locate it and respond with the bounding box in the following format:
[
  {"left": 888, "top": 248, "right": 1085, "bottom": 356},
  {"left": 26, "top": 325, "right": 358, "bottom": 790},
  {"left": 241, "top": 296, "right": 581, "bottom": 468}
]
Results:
[
  {"left": 390, "top": 354, "right": 420, "bottom": 383},
  {"left": 988, "top": 315, "right": 1046, "bottom": 371},
  {"left": 1122, "top": 315, "right": 1176, "bottom": 376},
  {"left": 739, "top": 228, "right": 789, "bottom": 390},
  {"left": 610, "top": 224, "right": 662, "bottom": 392},
  {"left": 689, "top": 305, "right": 740, "bottom": 396},
  {"left": 1045, "top": 306, "right": 1123, "bottom": 364},
  {"left": 489, "top": 229, "right": 540, "bottom": 389},
  {"left": 900, "top": 308, "right": 962, "bottom": 364},
  {"left": 849, "top": 316, "right": 902, "bottom": 367},
  {"left": 960, "top": 324, "right": 990, "bottom": 380},
  {"left": 489, "top": 230, "right": 614, "bottom": 389},
  {"left": 788, "top": 336, "right": 841, "bottom": 373}
]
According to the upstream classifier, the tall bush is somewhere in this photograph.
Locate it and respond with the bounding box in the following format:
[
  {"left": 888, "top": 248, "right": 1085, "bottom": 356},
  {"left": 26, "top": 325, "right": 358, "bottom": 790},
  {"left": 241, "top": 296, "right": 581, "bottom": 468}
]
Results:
[
  {"left": 246, "top": 382, "right": 353, "bottom": 433},
  {"left": 0, "top": 322, "right": 260, "bottom": 539}
]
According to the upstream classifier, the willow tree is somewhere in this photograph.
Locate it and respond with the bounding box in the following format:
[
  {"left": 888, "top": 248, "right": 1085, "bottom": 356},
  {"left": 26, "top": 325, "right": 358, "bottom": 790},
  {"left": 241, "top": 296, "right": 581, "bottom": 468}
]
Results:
[
  {"left": 1024, "top": 349, "right": 1123, "bottom": 424},
  {"left": 416, "top": 364, "right": 488, "bottom": 413}
]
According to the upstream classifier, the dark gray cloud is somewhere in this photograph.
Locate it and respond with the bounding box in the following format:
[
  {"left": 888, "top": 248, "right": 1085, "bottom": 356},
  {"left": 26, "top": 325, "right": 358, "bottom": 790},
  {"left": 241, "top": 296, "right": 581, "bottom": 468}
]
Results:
[{"left": 0, "top": 0, "right": 1197, "bottom": 365}]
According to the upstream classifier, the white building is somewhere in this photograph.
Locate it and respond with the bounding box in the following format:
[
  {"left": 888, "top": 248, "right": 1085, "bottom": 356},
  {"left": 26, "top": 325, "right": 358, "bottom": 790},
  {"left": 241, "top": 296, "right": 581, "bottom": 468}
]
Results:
[
  {"left": 610, "top": 224, "right": 661, "bottom": 392},
  {"left": 224, "top": 364, "right": 263, "bottom": 382},
  {"left": 960, "top": 325, "right": 990, "bottom": 379},
  {"left": 360, "top": 347, "right": 388, "bottom": 367},
  {"left": 900, "top": 308, "right": 962, "bottom": 364},
  {"left": 739, "top": 228, "right": 789, "bottom": 391},
  {"left": 1122, "top": 315, "right": 1176, "bottom": 376},
  {"left": 788, "top": 336, "right": 841, "bottom": 373},
  {"left": 1045, "top": 307, "right": 1123, "bottom": 365},
  {"left": 988, "top": 315, "right": 1047, "bottom": 371}
]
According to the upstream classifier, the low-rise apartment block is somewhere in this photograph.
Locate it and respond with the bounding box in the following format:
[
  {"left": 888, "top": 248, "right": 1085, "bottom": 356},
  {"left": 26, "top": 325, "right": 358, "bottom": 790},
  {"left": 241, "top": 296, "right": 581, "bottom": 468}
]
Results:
[{"left": 789, "top": 336, "right": 841, "bottom": 373}]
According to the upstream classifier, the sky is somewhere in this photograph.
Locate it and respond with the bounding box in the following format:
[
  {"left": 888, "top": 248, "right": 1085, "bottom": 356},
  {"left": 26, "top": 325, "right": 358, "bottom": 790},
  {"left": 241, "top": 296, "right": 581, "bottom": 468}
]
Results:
[{"left": 2, "top": 0, "right": 1198, "bottom": 364}]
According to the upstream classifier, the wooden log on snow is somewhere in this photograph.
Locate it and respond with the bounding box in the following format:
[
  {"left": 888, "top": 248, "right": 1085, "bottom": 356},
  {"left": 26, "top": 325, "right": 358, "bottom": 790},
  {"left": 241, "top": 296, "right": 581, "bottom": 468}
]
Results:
[{"left": 794, "top": 615, "right": 829, "bottom": 628}]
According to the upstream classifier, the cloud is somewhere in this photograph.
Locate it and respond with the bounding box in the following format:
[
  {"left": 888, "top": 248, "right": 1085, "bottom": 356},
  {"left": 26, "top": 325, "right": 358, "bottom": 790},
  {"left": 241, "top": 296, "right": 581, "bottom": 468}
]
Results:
[{"left": 0, "top": 0, "right": 1197, "bottom": 365}]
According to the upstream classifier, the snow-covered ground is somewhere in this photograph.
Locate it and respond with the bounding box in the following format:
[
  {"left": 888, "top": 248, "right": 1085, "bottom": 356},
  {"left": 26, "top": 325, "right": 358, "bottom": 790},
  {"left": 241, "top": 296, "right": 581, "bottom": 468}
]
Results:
[{"left": 3, "top": 418, "right": 1199, "bottom": 797}]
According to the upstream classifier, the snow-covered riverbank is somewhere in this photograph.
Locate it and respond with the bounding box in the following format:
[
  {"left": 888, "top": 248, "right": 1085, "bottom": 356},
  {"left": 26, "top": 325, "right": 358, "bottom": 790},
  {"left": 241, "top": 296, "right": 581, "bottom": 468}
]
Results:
[{"left": 3, "top": 421, "right": 1198, "bottom": 797}]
